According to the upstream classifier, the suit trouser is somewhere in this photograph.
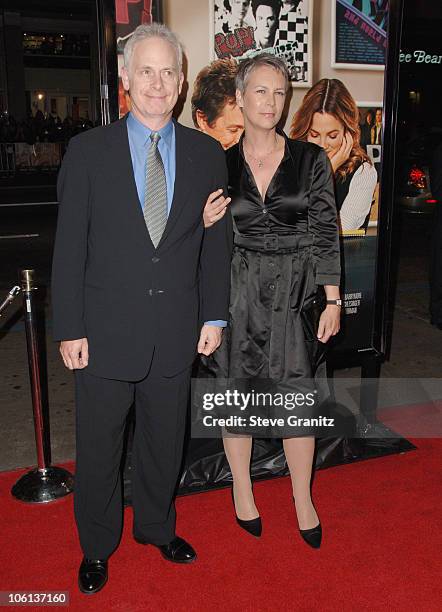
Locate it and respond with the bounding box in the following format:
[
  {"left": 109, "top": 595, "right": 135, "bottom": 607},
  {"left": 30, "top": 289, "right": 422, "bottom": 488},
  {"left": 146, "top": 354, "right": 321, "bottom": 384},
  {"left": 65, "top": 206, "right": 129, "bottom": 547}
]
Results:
[{"left": 73, "top": 360, "right": 191, "bottom": 560}]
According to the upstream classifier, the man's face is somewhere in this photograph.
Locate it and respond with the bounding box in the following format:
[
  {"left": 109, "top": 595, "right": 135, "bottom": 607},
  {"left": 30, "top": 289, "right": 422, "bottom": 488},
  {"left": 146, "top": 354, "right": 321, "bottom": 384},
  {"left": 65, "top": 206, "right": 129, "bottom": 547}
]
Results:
[
  {"left": 375, "top": 109, "right": 382, "bottom": 125},
  {"left": 197, "top": 101, "right": 244, "bottom": 149},
  {"left": 231, "top": 0, "right": 250, "bottom": 22},
  {"left": 121, "top": 36, "right": 183, "bottom": 128},
  {"left": 255, "top": 5, "right": 278, "bottom": 48}
]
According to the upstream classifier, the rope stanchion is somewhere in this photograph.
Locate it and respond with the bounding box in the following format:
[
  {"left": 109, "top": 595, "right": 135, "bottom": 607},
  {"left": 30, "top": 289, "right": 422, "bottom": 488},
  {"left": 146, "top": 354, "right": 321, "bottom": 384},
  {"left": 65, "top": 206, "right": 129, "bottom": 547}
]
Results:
[
  {"left": 3, "top": 269, "right": 74, "bottom": 503},
  {"left": 0, "top": 285, "right": 21, "bottom": 315}
]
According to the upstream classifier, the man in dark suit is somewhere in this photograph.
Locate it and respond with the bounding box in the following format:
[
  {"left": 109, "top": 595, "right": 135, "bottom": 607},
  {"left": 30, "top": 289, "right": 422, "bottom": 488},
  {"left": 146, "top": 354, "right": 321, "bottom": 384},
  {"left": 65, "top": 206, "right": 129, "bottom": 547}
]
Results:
[
  {"left": 360, "top": 109, "right": 374, "bottom": 150},
  {"left": 371, "top": 108, "right": 383, "bottom": 145},
  {"left": 51, "top": 23, "right": 232, "bottom": 594}
]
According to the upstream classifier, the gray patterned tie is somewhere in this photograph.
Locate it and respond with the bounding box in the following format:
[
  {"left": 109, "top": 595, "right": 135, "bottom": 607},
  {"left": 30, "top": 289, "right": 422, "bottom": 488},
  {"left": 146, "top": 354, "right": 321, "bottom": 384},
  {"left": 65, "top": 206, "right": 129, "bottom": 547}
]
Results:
[{"left": 144, "top": 131, "right": 167, "bottom": 248}]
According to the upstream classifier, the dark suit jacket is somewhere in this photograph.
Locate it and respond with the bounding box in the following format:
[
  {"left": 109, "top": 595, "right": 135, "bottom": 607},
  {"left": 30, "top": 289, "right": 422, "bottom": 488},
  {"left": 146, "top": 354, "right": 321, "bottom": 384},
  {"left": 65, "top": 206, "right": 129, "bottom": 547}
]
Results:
[
  {"left": 371, "top": 124, "right": 382, "bottom": 145},
  {"left": 360, "top": 123, "right": 372, "bottom": 148},
  {"left": 51, "top": 115, "right": 233, "bottom": 380}
]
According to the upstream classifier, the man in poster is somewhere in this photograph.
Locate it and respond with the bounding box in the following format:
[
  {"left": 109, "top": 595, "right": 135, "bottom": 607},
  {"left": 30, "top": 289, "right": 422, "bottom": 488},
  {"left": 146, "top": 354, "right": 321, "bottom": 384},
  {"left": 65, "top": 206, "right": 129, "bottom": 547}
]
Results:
[
  {"left": 252, "top": 0, "right": 281, "bottom": 49},
  {"left": 215, "top": 0, "right": 253, "bottom": 33},
  {"left": 51, "top": 23, "right": 232, "bottom": 594},
  {"left": 371, "top": 107, "right": 383, "bottom": 144},
  {"left": 191, "top": 59, "right": 244, "bottom": 150}
]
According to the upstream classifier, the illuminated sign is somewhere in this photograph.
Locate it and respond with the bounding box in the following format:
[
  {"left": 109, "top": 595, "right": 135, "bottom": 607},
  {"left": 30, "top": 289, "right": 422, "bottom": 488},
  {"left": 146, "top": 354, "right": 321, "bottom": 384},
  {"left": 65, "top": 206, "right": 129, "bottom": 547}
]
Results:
[{"left": 400, "top": 50, "right": 442, "bottom": 64}]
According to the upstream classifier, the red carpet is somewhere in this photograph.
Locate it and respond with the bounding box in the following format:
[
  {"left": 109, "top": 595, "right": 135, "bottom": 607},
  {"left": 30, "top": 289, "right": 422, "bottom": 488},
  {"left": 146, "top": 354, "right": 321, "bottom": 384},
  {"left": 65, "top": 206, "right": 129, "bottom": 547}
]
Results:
[
  {"left": 378, "top": 401, "right": 442, "bottom": 437},
  {"left": 1, "top": 439, "right": 441, "bottom": 612}
]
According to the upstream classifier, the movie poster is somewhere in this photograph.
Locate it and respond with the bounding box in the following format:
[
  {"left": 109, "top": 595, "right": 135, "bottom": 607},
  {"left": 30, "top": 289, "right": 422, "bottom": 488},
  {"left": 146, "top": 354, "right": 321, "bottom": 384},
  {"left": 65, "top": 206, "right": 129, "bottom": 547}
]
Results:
[
  {"left": 211, "top": 0, "right": 313, "bottom": 87},
  {"left": 110, "top": 0, "right": 388, "bottom": 352},
  {"left": 201, "top": 2, "right": 388, "bottom": 351},
  {"left": 332, "top": 0, "right": 388, "bottom": 69},
  {"left": 103, "top": 0, "right": 398, "bottom": 495}
]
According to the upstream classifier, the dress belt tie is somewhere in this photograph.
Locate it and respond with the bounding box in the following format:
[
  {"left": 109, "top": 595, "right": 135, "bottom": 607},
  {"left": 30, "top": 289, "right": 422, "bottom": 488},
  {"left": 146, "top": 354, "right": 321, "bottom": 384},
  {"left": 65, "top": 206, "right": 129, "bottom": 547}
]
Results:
[{"left": 233, "top": 233, "right": 314, "bottom": 253}]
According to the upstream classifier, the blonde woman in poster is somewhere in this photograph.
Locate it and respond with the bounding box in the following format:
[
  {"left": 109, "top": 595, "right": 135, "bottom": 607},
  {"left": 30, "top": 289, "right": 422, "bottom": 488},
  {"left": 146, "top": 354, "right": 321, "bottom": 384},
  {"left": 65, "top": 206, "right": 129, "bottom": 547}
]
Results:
[
  {"left": 290, "top": 78, "right": 378, "bottom": 233},
  {"left": 201, "top": 54, "right": 341, "bottom": 548}
]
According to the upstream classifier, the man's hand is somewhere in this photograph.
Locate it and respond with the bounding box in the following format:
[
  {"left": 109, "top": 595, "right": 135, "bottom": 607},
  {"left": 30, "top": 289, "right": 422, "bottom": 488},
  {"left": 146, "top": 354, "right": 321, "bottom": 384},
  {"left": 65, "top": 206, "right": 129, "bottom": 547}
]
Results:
[
  {"left": 197, "top": 325, "right": 223, "bottom": 356},
  {"left": 203, "top": 189, "right": 231, "bottom": 228},
  {"left": 60, "top": 337, "right": 89, "bottom": 370}
]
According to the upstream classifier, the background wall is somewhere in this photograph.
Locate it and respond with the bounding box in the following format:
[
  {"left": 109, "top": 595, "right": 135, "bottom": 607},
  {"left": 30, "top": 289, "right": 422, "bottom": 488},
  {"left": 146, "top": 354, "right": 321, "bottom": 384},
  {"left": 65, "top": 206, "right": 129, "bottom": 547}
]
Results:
[{"left": 163, "top": 0, "right": 385, "bottom": 129}]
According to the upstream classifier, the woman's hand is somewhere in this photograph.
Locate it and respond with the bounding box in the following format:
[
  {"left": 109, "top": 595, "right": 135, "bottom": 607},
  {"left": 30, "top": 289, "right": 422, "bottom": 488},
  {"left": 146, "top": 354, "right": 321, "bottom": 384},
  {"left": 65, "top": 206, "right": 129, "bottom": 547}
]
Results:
[
  {"left": 317, "top": 305, "right": 341, "bottom": 343},
  {"left": 203, "top": 189, "right": 231, "bottom": 228},
  {"left": 329, "top": 132, "right": 353, "bottom": 174}
]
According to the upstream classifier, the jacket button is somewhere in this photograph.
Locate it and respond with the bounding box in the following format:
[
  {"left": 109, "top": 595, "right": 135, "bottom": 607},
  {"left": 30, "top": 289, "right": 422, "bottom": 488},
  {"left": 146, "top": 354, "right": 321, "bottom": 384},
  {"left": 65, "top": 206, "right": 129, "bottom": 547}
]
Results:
[
  {"left": 152, "top": 257, "right": 160, "bottom": 263},
  {"left": 148, "top": 289, "right": 153, "bottom": 296},
  {"left": 269, "top": 283, "right": 275, "bottom": 290},
  {"left": 262, "top": 208, "right": 268, "bottom": 214}
]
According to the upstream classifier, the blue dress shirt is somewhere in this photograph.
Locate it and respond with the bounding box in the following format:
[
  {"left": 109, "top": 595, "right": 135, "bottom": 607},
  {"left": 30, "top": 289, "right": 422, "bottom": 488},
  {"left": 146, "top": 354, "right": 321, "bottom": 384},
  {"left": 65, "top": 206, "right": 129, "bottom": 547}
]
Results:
[{"left": 126, "top": 112, "right": 226, "bottom": 328}]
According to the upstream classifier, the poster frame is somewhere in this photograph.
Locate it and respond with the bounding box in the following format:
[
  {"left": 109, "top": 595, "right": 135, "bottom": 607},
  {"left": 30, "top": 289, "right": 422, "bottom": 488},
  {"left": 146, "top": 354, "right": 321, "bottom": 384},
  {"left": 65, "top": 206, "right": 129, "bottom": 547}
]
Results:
[
  {"left": 331, "top": 0, "right": 386, "bottom": 71},
  {"left": 371, "top": 0, "right": 404, "bottom": 358}
]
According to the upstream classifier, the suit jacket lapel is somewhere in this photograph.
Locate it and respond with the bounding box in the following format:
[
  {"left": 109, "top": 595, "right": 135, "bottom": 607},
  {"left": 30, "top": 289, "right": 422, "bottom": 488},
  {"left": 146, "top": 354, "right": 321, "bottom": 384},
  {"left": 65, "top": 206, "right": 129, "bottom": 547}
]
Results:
[
  {"left": 107, "top": 115, "right": 155, "bottom": 249},
  {"left": 158, "top": 120, "right": 193, "bottom": 248},
  {"left": 106, "top": 116, "right": 193, "bottom": 251}
]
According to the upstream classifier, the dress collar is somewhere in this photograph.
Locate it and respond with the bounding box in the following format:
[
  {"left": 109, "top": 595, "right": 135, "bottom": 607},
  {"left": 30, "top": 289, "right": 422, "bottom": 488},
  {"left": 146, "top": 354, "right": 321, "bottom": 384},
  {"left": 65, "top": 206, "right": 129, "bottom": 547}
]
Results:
[{"left": 238, "top": 129, "right": 291, "bottom": 164}]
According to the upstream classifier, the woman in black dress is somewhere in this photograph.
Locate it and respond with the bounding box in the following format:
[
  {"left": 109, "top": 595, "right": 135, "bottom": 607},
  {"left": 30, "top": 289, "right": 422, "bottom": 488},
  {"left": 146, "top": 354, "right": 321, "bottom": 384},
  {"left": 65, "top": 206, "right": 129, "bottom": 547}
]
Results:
[{"left": 202, "top": 54, "right": 341, "bottom": 548}]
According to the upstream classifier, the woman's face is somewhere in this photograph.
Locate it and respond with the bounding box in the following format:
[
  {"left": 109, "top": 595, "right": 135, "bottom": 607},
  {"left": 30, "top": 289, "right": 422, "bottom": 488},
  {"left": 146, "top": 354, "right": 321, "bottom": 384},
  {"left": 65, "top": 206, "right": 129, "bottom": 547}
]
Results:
[
  {"left": 237, "top": 65, "right": 286, "bottom": 132},
  {"left": 307, "top": 112, "right": 344, "bottom": 156}
]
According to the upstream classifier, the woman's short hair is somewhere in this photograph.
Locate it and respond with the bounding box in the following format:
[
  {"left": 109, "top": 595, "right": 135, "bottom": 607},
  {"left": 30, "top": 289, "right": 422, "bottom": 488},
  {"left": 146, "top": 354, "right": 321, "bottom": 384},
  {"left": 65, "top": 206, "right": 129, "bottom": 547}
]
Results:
[
  {"left": 236, "top": 53, "right": 289, "bottom": 94},
  {"left": 191, "top": 59, "right": 239, "bottom": 127},
  {"left": 290, "top": 78, "right": 371, "bottom": 180},
  {"left": 123, "top": 23, "right": 183, "bottom": 73}
]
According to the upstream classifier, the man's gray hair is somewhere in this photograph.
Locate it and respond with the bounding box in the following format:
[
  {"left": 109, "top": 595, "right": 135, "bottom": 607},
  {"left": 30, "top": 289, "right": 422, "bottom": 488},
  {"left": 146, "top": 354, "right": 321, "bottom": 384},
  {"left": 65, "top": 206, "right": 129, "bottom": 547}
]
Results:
[
  {"left": 123, "top": 23, "right": 183, "bottom": 73},
  {"left": 236, "top": 53, "right": 289, "bottom": 94}
]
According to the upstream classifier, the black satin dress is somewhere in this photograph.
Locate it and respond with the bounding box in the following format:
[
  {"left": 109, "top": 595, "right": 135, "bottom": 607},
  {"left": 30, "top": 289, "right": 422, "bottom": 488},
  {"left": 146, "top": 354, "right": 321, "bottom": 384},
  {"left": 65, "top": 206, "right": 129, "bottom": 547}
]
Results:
[{"left": 200, "top": 133, "right": 341, "bottom": 434}]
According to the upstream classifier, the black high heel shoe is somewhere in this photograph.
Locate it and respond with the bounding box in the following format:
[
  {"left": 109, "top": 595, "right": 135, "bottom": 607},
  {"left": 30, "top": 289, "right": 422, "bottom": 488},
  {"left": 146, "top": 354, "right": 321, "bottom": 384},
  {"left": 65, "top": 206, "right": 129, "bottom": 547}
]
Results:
[
  {"left": 231, "top": 487, "right": 262, "bottom": 538},
  {"left": 294, "top": 498, "right": 322, "bottom": 549},
  {"left": 299, "top": 523, "right": 322, "bottom": 549}
]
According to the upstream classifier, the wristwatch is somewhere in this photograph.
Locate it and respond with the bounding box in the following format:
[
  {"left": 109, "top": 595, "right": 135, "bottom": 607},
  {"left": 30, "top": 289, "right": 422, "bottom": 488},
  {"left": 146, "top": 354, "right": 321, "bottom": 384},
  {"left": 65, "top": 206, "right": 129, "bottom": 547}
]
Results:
[{"left": 326, "top": 299, "right": 342, "bottom": 306}]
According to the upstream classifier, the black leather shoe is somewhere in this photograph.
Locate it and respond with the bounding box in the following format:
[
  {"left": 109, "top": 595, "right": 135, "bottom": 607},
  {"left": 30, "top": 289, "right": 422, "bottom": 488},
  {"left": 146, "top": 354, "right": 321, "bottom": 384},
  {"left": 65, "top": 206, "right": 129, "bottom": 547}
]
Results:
[
  {"left": 299, "top": 523, "right": 322, "bottom": 549},
  {"left": 231, "top": 488, "right": 262, "bottom": 537},
  {"left": 78, "top": 558, "right": 108, "bottom": 594},
  {"left": 156, "top": 536, "right": 197, "bottom": 564}
]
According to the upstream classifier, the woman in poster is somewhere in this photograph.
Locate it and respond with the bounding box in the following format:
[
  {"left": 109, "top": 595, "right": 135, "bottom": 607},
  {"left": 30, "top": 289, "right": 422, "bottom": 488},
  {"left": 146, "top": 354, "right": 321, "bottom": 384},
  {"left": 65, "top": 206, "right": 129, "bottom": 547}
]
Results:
[
  {"left": 290, "top": 78, "right": 378, "bottom": 232},
  {"left": 201, "top": 54, "right": 341, "bottom": 548}
]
